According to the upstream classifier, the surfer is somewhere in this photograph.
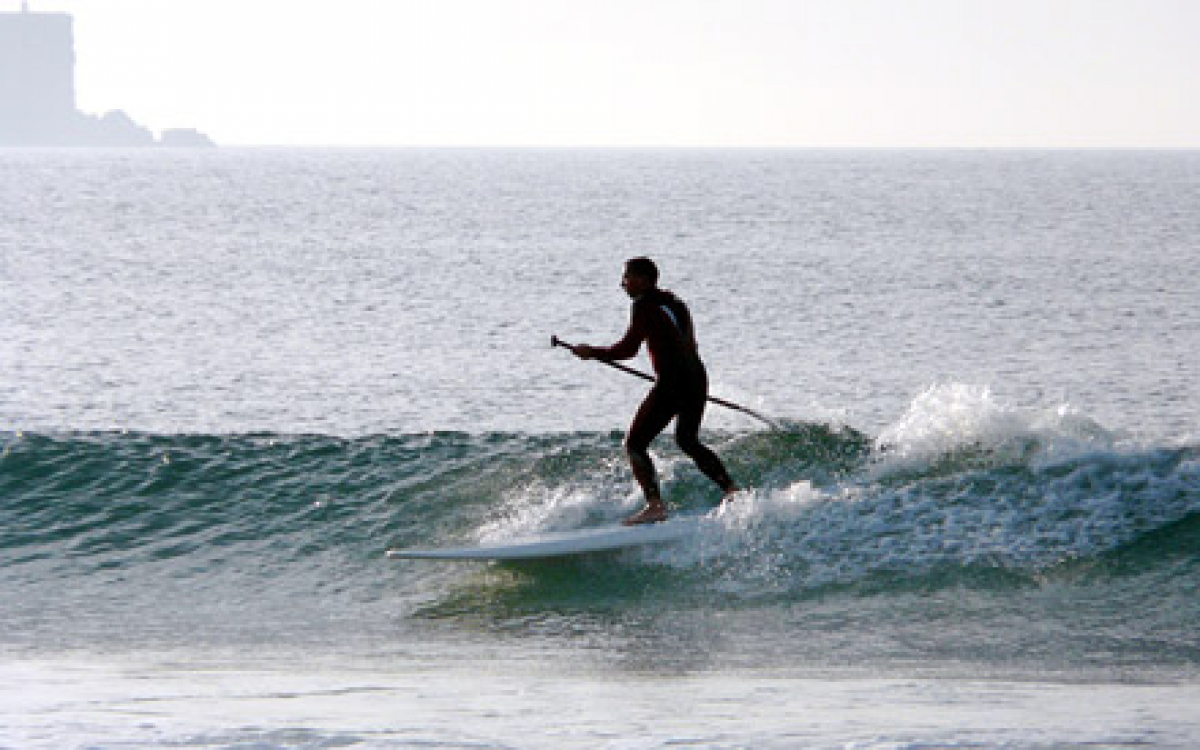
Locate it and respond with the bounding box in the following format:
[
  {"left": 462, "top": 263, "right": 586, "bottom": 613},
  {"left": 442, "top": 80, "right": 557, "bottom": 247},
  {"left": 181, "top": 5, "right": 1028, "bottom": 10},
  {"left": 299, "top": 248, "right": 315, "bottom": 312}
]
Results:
[{"left": 567, "top": 257, "right": 739, "bottom": 525}]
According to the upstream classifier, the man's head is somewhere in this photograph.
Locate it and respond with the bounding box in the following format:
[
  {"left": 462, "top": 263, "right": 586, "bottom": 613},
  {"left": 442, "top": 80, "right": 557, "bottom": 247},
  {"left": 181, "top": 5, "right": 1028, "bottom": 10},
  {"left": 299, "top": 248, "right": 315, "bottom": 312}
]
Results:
[{"left": 621, "top": 257, "right": 658, "bottom": 298}]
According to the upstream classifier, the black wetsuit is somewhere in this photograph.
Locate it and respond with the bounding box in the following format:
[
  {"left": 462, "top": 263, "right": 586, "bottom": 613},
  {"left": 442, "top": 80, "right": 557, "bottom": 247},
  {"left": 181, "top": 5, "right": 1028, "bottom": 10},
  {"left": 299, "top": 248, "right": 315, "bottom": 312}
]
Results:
[{"left": 592, "top": 288, "right": 735, "bottom": 494}]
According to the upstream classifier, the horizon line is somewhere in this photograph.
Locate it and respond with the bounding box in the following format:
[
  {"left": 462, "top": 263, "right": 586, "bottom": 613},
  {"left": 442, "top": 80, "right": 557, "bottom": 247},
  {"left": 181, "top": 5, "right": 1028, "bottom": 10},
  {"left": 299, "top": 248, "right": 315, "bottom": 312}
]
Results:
[{"left": 184, "top": 142, "right": 1200, "bottom": 151}]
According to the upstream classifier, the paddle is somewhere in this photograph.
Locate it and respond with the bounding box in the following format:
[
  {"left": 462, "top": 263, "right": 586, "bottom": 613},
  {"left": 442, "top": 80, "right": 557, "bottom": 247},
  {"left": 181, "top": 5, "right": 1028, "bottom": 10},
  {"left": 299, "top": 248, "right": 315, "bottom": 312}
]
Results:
[{"left": 551, "top": 335, "right": 781, "bottom": 430}]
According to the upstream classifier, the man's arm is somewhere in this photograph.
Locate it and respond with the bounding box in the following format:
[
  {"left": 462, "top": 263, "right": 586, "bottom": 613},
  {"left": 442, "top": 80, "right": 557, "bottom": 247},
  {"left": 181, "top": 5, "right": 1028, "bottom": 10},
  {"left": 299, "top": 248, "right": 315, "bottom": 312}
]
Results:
[{"left": 572, "top": 304, "right": 646, "bottom": 361}]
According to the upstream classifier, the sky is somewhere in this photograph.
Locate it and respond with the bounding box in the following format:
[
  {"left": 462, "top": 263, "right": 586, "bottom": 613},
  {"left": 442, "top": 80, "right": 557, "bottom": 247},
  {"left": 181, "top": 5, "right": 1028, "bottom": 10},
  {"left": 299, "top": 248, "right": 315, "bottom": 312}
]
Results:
[{"left": 18, "top": 0, "right": 1200, "bottom": 147}]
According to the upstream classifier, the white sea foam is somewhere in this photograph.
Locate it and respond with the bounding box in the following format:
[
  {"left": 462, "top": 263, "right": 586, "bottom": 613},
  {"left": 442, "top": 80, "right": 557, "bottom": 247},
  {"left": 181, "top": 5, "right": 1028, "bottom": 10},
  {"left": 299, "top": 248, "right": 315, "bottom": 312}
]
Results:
[
  {"left": 635, "top": 386, "right": 1200, "bottom": 593},
  {"left": 476, "top": 465, "right": 642, "bottom": 543},
  {"left": 872, "top": 382, "right": 1118, "bottom": 474}
]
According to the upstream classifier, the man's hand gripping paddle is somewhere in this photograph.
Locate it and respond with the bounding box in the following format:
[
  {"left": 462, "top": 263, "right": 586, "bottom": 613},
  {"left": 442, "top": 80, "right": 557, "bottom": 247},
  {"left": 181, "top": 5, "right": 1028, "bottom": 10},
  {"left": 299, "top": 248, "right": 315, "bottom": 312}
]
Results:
[{"left": 551, "top": 335, "right": 781, "bottom": 431}]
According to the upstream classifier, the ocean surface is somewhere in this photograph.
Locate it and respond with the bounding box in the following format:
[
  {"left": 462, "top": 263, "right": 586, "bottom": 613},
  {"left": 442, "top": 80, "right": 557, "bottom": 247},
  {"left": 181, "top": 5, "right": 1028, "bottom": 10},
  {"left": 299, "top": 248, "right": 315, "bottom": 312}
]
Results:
[{"left": 2, "top": 148, "right": 1199, "bottom": 747}]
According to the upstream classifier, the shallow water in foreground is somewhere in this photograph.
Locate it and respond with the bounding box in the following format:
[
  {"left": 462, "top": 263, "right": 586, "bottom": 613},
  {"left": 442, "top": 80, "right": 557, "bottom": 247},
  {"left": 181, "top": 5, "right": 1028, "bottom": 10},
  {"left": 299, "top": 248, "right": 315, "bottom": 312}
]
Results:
[{"left": 6, "top": 657, "right": 1200, "bottom": 748}]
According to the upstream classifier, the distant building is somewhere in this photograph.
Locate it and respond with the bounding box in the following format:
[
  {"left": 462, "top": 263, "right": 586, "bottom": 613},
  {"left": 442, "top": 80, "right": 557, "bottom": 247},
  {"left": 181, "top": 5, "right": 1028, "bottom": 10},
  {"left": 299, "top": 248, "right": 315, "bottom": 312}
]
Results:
[{"left": 0, "top": 4, "right": 213, "bottom": 146}]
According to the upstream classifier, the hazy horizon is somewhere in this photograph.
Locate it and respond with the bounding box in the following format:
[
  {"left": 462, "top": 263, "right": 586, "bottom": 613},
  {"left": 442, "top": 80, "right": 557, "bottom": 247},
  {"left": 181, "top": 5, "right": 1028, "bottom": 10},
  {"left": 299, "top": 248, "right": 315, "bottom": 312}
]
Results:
[{"left": 13, "top": 0, "right": 1200, "bottom": 148}]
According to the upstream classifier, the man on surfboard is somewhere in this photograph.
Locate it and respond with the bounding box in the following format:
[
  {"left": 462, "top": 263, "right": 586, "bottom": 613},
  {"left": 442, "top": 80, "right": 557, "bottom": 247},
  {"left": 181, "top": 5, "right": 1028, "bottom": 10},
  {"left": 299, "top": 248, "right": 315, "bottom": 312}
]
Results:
[{"left": 567, "top": 257, "right": 739, "bottom": 525}]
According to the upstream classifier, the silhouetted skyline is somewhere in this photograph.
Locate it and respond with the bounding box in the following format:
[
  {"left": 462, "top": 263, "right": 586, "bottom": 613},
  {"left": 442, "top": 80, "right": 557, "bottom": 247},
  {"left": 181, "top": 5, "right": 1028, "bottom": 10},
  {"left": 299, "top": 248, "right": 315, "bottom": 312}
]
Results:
[{"left": 0, "top": 4, "right": 212, "bottom": 146}]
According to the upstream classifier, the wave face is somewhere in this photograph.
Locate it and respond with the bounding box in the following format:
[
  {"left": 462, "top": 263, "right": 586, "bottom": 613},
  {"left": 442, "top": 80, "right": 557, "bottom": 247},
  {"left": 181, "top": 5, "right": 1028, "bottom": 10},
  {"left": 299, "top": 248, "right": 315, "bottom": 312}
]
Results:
[{"left": 3, "top": 388, "right": 1199, "bottom": 672}]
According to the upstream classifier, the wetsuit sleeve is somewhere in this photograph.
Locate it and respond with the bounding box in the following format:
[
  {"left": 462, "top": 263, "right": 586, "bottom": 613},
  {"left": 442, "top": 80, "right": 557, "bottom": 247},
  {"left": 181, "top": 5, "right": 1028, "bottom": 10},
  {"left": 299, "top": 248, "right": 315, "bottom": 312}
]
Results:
[{"left": 591, "top": 303, "right": 647, "bottom": 361}]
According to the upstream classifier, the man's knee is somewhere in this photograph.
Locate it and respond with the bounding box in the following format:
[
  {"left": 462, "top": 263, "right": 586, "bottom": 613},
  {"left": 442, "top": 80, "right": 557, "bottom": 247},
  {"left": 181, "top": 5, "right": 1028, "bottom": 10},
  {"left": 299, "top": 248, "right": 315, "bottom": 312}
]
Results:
[{"left": 624, "top": 434, "right": 650, "bottom": 459}]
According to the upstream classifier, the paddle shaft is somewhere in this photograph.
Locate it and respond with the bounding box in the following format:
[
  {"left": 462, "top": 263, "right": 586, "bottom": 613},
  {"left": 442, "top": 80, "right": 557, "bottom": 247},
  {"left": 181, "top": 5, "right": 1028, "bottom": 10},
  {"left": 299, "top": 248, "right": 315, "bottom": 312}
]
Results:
[{"left": 551, "top": 335, "right": 780, "bottom": 430}]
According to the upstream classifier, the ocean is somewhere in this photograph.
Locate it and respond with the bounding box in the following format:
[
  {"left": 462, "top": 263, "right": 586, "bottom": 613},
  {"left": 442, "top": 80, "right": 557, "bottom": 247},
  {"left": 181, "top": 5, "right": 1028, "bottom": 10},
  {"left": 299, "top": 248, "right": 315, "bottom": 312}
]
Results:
[{"left": 2, "top": 148, "right": 1199, "bottom": 747}]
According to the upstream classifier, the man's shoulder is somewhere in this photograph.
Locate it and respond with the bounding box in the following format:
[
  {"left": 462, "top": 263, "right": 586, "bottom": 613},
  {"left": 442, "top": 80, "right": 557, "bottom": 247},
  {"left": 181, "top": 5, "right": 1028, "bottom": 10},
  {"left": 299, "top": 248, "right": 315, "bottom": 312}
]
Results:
[
  {"left": 643, "top": 288, "right": 684, "bottom": 304},
  {"left": 636, "top": 290, "right": 691, "bottom": 330},
  {"left": 655, "top": 289, "right": 688, "bottom": 312}
]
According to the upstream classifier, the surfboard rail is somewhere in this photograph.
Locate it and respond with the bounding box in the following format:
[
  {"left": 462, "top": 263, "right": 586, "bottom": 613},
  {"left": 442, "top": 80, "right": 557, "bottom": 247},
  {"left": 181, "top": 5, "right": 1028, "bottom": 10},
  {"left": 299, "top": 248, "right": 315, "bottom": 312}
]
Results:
[{"left": 386, "top": 517, "right": 700, "bottom": 561}]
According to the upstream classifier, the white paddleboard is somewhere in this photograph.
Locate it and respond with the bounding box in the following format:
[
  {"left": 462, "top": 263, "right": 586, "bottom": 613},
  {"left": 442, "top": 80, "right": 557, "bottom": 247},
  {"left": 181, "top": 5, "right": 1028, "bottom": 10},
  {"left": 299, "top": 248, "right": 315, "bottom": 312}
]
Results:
[{"left": 386, "top": 517, "right": 700, "bottom": 561}]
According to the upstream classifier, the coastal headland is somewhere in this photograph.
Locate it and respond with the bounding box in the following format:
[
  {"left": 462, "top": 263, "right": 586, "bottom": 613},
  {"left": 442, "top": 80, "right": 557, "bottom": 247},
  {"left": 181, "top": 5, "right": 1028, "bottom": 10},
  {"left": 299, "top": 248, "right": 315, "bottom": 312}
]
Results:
[{"left": 0, "top": 3, "right": 213, "bottom": 147}]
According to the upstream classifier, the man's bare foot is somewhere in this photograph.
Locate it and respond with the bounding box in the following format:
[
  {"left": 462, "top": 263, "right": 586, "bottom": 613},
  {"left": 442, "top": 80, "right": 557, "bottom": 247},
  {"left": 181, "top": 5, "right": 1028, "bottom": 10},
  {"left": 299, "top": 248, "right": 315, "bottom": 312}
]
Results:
[{"left": 623, "top": 504, "right": 668, "bottom": 526}]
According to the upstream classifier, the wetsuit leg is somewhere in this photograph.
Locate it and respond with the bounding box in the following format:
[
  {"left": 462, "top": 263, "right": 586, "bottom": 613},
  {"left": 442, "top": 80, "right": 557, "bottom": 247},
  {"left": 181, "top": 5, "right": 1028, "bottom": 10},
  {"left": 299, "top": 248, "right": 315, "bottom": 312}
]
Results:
[
  {"left": 674, "top": 386, "right": 736, "bottom": 492},
  {"left": 624, "top": 386, "right": 676, "bottom": 499}
]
